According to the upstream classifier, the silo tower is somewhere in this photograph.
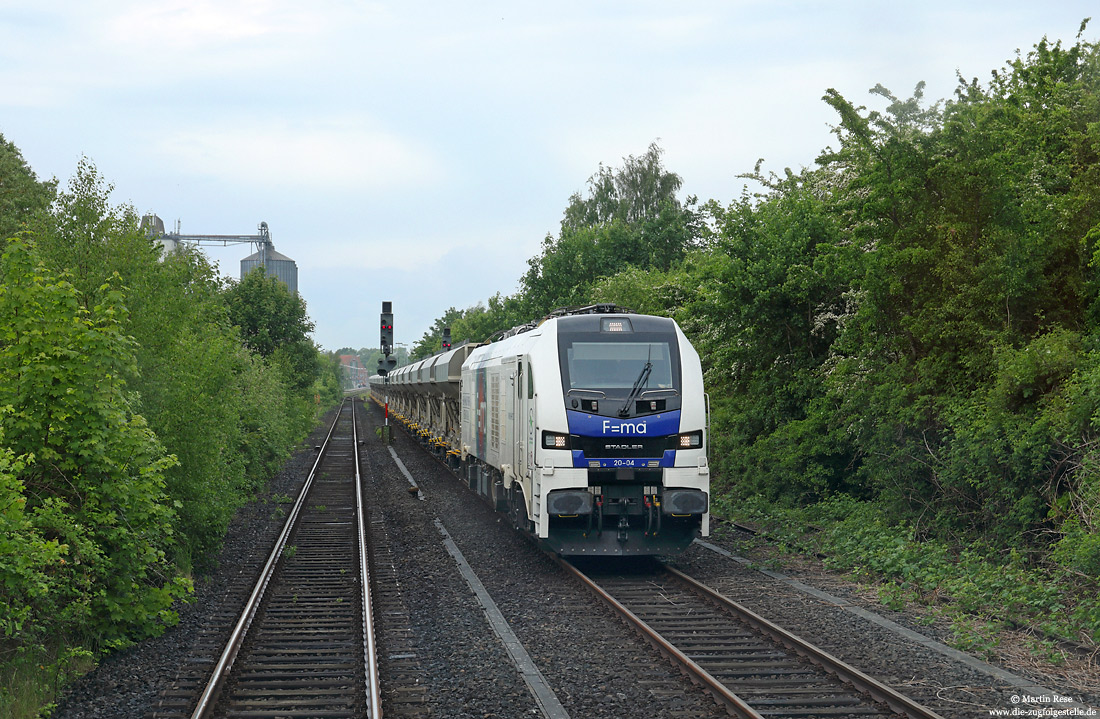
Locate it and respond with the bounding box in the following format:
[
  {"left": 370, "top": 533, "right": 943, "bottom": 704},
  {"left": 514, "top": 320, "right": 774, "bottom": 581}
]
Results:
[
  {"left": 143, "top": 217, "right": 300, "bottom": 295},
  {"left": 240, "top": 223, "right": 298, "bottom": 294}
]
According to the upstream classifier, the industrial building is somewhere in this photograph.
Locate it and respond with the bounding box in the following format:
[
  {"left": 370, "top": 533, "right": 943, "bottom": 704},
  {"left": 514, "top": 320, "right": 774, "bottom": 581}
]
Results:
[{"left": 142, "top": 214, "right": 298, "bottom": 294}]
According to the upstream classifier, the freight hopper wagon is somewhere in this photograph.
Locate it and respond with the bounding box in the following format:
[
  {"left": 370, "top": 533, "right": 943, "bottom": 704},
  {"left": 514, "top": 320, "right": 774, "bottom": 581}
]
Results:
[{"left": 373, "top": 307, "right": 711, "bottom": 556}]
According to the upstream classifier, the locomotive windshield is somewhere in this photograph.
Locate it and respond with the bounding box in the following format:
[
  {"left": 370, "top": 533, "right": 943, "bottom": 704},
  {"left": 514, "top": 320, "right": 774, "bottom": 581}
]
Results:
[
  {"left": 563, "top": 341, "right": 675, "bottom": 392},
  {"left": 556, "top": 314, "right": 683, "bottom": 414},
  {"left": 554, "top": 312, "right": 682, "bottom": 413}
]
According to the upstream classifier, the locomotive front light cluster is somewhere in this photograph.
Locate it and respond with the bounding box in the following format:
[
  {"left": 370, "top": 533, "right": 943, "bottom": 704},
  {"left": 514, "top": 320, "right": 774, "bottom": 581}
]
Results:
[
  {"left": 677, "top": 431, "right": 703, "bottom": 449},
  {"left": 600, "top": 317, "right": 632, "bottom": 333},
  {"left": 542, "top": 430, "right": 571, "bottom": 449}
]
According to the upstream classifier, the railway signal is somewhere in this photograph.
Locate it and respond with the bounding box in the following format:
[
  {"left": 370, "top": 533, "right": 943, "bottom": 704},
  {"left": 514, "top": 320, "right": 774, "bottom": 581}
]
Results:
[
  {"left": 378, "top": 301, "right": 395, "bottom": 433},
  {"left": 380, "top": 301, "right": 394, "bottom": 356}
]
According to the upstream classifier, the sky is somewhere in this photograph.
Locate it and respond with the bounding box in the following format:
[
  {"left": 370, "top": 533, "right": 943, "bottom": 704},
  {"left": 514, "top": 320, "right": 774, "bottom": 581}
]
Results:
[{"left": 1, "top": 2, "right": 1095, "bottom": 353}]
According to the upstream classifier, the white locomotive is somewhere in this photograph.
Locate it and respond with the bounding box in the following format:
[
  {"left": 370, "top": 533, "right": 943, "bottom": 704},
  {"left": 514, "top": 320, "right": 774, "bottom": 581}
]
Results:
[{"left": 371, "top": 306, "right": 710, "bottom": 556}]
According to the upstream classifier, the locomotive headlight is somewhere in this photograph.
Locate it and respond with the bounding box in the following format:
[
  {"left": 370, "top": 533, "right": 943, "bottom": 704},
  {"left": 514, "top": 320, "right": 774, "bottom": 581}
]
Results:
[
  {"left": 677, "top": 431, "right": 703, "bottom": 449},
  {"left": 542, "top": 431, "right": 570, "bottom": 449}
]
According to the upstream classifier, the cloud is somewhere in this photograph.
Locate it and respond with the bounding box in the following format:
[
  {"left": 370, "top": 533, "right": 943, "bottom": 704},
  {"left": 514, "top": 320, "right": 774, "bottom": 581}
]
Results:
[
  {"left": 106, "top": 0, "right": 330, "bottom": 50},
  {"left": 152, "top": 118, "right": 442, "bottom": 192},
  {"left": 293, "top": 221, "right": 539, "bottom": 276},
  {"left": 112, "top": 2, "right": 272, "bottom": 47},
  {"left": 0, "top": 1, "right": 392, "bottom": 106}
]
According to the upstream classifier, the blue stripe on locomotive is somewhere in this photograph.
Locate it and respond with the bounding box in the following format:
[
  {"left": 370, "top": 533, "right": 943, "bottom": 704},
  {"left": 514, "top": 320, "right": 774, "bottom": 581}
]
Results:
[{"left": 566, "top": 409, "right": 681, "bottom": 469}]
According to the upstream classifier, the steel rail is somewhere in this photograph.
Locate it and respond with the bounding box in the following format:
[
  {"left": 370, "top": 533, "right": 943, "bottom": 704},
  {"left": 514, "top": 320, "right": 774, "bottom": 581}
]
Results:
[
  {"left": 663, "top": 565, "right": 946, "bottom": 719},
  {"left": 189, "top": 399, "right": 347, "bottom": 719},
  {"left": 353, "top": 399, "right": 384, "bottom": 718},
  {"left": 557, "top": 559, "right": 764, "bottom": 719}
]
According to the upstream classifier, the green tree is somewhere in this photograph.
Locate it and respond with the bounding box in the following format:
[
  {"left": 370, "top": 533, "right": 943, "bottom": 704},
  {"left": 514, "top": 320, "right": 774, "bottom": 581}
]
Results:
[
  {"left": 452, "top": 293, "right": 528, "bottom": 342},
  {"left": 687, "top": 173, "right": 858, "bottom": 501},
  {"left": 0, "top": 145, "right": 344, "bottom": 714},
  {"left": 521, "top": 142, "right": 700, "bottom": 314},
  {"left": 28, "top": 158, "right": 157, "bottom": 311},
  {"left": 416, "top": 144, "right": 699, "bottom": 353},
  {"left": 316, "top": 351, "right": 344, "bottom": 406},
  {"left": 25, "top": 156, "right": 321, "bottom": 567},
  {"left": 0, "top": 240, "right": 187, "bottom": 645},
  {"left": 0, "top": 420, "right": 64, "bottom": 639},
  {"left": 561, "top": 141, "right": 686, "bottom": 229},
  {"left": 410, "top": 306, "right": 464, "bottom": 359},
  {"left": 412, "top": 294, "right": 530, "bottom": 361},
  {"left": 0, "top": 133, "right": 55, "bottom": 241},
  {"left": 224, "top": 266, "right": 319, "bottom": 390},
  {"left": 816, "top": 28, "right": 1100, "bottom": 537}
]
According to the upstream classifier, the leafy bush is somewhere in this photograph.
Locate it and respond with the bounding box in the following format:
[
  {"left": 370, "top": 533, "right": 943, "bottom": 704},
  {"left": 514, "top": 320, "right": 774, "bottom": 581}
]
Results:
[
  {"left": 0, "top": 240, "right": 188, "bottom": 645},
  {"left": 714, "top": 494, "right": 1100, "bottom": 645},
  {"left": 0, "top": 146, "right": 338, "bottom": 716},
  {"left": 0, "top": 422, "right": 64, "bottom": 638}
]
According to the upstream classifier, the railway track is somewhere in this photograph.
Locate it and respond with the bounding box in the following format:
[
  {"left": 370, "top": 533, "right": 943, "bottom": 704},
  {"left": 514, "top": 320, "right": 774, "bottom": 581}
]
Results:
[
  {"left": 358, "top": 436, "right": 433, "bottom": 717},
  {"left": 186, "top": 399, "right": 380, "bottom": 718},
  {"left": 563, "top": 559, "right": 945, "bottom": 719},
  {"left": 147, "top": 396, "right": 948, "bottom": 718}
]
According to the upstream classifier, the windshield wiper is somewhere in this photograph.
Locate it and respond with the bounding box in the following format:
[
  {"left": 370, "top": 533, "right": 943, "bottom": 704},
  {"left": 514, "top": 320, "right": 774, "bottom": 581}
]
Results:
[{"left": 618, "top": 360, "right": 652, "bottom": 417}]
